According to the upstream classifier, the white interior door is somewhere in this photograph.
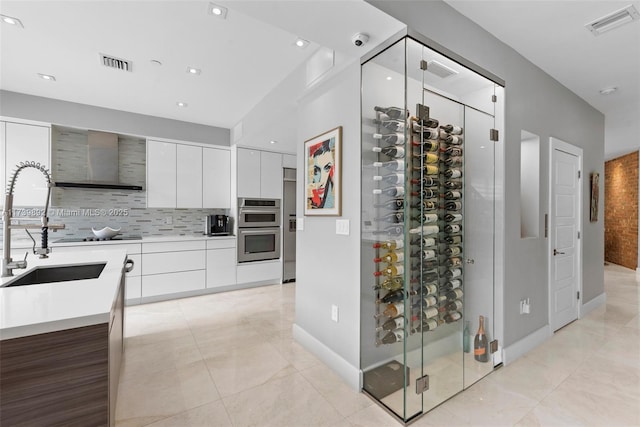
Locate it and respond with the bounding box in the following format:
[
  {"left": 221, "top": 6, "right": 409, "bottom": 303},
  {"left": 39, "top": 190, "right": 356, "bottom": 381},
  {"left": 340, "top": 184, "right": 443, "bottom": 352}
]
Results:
[{"left": 549, "top": 138, "right": 582, "bottom": 331}]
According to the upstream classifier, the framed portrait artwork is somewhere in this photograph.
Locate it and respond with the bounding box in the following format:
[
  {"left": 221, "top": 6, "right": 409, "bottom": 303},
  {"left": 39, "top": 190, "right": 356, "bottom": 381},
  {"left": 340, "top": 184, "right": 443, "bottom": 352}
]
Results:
[
  {"left": 590, "top": 172, "right": 599, "bottom": 222},
  {"left": 304, "top": 126, "right": 342, "bottom": 216}
]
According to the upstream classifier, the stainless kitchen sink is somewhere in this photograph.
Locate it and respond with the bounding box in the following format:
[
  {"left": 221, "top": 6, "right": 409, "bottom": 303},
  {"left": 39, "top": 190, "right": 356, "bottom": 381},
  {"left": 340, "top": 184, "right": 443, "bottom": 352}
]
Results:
[{"left": 2, "top": 263, "right": 106, "bottom": 287}]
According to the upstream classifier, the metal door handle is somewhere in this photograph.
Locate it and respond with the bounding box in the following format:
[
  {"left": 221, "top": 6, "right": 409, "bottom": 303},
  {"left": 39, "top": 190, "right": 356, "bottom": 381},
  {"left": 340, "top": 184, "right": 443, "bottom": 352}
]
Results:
[
  {"left": 553, "top": 249, "right": 565, "bottom": 256},
  {"left": 466, "top": 258, "right": 475, "bottom": 264}
]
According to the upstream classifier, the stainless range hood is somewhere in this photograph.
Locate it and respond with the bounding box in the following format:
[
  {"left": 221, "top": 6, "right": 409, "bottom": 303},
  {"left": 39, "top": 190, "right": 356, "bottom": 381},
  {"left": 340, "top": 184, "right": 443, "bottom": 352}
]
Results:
[{"left": 55, "top": 130, "right": 143, "bottom": 190}]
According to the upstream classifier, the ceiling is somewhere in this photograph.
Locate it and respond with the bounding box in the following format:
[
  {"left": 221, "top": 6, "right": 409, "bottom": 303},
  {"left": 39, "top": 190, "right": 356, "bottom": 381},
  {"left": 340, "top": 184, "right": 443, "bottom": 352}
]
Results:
[
  {"left": 444, "top": 0, "right": 640, "bottom": 160},
  {"left": 1, "top": 1, "right": 637, "bottom": 159}
]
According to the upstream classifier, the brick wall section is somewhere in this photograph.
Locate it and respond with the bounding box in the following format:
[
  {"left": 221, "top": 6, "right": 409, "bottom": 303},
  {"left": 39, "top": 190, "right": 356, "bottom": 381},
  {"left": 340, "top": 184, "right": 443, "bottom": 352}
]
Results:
[{"left": 604, "top": 151, "right": 639, "bottom": 269}]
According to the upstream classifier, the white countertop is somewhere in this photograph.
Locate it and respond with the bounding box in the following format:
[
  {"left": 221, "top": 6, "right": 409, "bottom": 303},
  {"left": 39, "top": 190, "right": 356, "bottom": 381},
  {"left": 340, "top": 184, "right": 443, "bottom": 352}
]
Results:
[
  {"left": 6, "top": 234, "right": 235, "bottom": 250},
  {"left": 0, "top": 249, "right": 127, "bottom": 340}
]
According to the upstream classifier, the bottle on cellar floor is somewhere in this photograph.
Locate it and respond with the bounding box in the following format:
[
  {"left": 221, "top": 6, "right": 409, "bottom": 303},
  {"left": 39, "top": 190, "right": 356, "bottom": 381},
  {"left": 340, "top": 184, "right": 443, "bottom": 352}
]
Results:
[{"left": 474, "top": 315, "right": 490, "bottom": 362}]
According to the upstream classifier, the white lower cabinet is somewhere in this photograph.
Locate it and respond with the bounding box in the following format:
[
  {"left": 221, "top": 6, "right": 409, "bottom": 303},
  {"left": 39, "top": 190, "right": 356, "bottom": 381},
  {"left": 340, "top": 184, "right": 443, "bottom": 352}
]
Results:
[
  {"left": 206, "top": 239, "right": 236, "bottom": 288},
  {"left": 236, "top": 260, "right": 281, "bottom": 284},
  {"left": 141, "top": 270, "right": 206, "bottom": 297}
]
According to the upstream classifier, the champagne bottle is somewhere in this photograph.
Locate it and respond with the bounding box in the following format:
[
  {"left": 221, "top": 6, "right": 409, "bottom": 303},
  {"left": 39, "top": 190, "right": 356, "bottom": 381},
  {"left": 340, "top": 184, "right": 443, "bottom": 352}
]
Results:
[
  {"left": 409, "top": 224, "right": 439, "bottom": 235},
  {"left": 444, "top": 311, "right": 462, "bottom": 323},
  {"left": 376, "top": 316, "right": 405, "bottom": 332},
  {"left": 423, "top": 152, "right": 439, "bottom": 164},
  {"left": 374, "top": 118, "right": 407, "bottom": 132},
  {"left": 444, "top": 168, "right": 462, "bottom": 178},
  {"left": 373, "top": 146, "right": 405, "bottom": 158},
  {"left": 413, "top": 117, "right": 439, "bottom": 128},
  {"left": 373, "top": 132, "right": 405, "bottom": 145},
  {"left": 474, "top": 315, "right": 490, "bottom": 362},
  {"left": 441, "top": 124, "right": 463, "bottom": 135},
  {"left": 373, "top": 239, "right": 403, "bottom": 250},
  {"left": 373, "top": 159, "right": 404, "bottom": 171},
  {"left": 374, "top": 264, "right": 404, "bottom": 277},
  {"left": 374, "top": 106, "right": 407, "bottom": 120},
  {"left": 377, "top": 328, "right": 406, "bottom": 345},
  {"left": 446, "top": 135, "right": 464, "bottom": 145},
  {"left": 373, "top": 173, "right": 404, "bottom": 185},
  {"left": 443, "top": 180, "right": 463, "bottom": 189},
  {"left": 373, "top": 186, "right": 404, "bottom": 197},
  {"left": 374, "top": 251, "right": 404, "bottom": 264}
]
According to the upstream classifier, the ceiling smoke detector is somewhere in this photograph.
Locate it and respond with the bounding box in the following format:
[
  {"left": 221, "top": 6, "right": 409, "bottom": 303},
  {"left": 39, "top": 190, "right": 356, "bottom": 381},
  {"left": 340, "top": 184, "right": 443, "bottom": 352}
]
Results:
[
  {"left": 425, "top": 60, "right": 459, "bottom": 79},
  {"left": 100, "top": 54, "right": 132, "bottom": 72},
  {"left": 585, "top": 4, "right": 640, "bottom": 36}
]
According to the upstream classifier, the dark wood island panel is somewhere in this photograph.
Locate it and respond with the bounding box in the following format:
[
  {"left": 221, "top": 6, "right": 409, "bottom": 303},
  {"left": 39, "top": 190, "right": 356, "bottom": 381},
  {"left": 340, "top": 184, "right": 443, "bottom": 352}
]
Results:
[{"left": 0, "top": 323, "right": 109, "bottom": 426}]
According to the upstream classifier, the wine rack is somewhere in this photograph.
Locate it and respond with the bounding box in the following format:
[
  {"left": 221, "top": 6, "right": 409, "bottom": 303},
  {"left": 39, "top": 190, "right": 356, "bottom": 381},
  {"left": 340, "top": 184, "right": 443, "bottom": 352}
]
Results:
[{"left": 371, "top": 105, "right": 465, "bottom": 346}]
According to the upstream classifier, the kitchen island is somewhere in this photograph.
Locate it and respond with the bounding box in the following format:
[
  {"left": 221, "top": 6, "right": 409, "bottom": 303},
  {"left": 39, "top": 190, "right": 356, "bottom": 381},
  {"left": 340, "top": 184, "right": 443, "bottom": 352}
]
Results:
[{"left": 0, "top": 249, "right": 127, "bottom": 426}]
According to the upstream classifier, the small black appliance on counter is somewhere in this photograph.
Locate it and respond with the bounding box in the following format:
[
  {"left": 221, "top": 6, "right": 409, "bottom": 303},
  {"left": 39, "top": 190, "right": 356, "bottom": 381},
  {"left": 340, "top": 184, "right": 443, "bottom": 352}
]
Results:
[{"left": 205, "top": 214, "right": 231, "bottom": 236}]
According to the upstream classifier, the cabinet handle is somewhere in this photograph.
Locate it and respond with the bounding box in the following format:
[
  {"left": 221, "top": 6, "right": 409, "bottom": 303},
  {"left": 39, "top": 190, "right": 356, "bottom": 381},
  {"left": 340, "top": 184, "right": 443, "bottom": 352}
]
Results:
[
  {"left": 124, "top": 258, "right": 135, "bottom": 273},
  {"left": 553, "top": 249, "right": 565, "bottom": 256}
]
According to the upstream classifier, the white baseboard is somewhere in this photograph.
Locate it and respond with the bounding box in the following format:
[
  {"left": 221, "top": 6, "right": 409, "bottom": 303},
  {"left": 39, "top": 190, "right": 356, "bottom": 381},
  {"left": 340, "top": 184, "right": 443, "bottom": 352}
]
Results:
[
  {"left": 292, "top": 324, "right": 360, "bottom": 391},
  {"left": 581, "top": 292, "right": 607, "bottom": 317},
  {"left": 502, "top": 325, "right": 552, "bottom": 366}
]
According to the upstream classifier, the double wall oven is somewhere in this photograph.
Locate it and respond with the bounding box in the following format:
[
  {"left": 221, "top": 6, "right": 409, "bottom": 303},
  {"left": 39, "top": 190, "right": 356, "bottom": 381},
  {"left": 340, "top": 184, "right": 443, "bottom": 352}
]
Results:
[{"left": 237, "top": 198, "right": 281, "bottom": 263}]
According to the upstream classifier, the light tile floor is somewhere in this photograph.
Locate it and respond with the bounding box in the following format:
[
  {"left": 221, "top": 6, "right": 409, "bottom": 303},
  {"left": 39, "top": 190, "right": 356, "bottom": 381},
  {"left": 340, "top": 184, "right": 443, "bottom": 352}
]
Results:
[{"left": 116, "top": 264, "right": 640, "bottom": 426}]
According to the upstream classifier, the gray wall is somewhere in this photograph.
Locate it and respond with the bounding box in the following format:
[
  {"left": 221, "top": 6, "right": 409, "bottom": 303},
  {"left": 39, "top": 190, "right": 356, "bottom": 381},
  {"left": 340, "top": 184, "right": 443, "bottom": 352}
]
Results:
[
  {"left": 367, "top": 0, "right": 605, "bottom": 346},
  {"left": 0, "top": 90, "right": 230, "bottom": 146},
  {"left": 295, "top": 61, "right": 361, "bottom": 374}
]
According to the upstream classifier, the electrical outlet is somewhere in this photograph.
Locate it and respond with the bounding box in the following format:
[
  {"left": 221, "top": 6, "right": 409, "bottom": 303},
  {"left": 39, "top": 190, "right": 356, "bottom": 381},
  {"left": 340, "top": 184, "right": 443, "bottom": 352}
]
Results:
[
  {"left": 164, "top": 216, "right": 173, "bottom": 225},
  {"left": 520, "top": 298, "right": 531, "bottom": 314},
  {"left": 331, "top": 304, "right": 339, "bottom": 322},
  {"left": 336, "top": 219, "right": 349, "bottom": 235}
]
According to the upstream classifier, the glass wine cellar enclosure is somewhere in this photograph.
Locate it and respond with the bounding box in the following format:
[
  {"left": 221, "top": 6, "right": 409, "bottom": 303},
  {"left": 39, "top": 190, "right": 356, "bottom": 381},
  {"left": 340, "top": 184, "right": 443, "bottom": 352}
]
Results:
[{"left": 360, "top": 35, "right": 504, "bottom": 423}]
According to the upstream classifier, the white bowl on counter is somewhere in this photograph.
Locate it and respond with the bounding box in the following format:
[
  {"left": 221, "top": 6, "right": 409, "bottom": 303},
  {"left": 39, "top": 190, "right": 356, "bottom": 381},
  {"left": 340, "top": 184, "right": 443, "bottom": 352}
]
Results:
[{"left": 91, "top": 227, "right": 121, "bottom": 239}]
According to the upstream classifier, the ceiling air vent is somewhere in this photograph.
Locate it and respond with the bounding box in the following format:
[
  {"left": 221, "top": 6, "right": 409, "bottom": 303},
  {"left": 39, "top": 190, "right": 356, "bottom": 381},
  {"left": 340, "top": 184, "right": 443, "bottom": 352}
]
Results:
[
  {"left": 100, "top": 53, "right": 132, "bottom": 72},
  {"left": 425, "top": 60, "right": 459, "bottom": 79},
  {"left": 585, "top": 5, "right": 639, "bottom": 36}
]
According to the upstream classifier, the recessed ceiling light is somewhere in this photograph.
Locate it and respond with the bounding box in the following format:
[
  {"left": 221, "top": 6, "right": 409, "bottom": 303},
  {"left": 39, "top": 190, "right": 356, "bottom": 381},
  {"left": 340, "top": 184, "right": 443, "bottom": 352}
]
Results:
[
  {"left": 208, "top": 3, "right": 228, "bottom": 19},
  {"left": 38, "top": 73, "right": 56, "bottom": 81},
  {"left": 1, "top": 14, "right": 24, "bottom": 28},
  {"left": 586, "top": 5, "right": 639, "bottom": 36},
  {"left": 270, "top": 140, "right": 278, "bottom": 144},
  {"left": 294, "top": 38, "right": 310, "bottom": 49},
  {"left": 187, "top": 67, "right": 201, "bottom": 75},
  {"left": 176, "top": 102, "right": 188, "bottom": 108},
  {"left": 599, "top": 87, "right": 618, "bottom": 95},
  {"left": 386, "top": 76, "right": 392, "bottom": 81}
]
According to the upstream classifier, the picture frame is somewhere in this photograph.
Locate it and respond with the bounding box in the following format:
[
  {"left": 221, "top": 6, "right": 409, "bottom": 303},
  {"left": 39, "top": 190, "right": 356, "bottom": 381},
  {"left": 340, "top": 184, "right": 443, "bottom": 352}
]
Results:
[
  {"left": 590, "top": 172, "right": 599, "bottom": 222},
  {"left": 304, "top": 126, "right": 342, "bottom": 216}
]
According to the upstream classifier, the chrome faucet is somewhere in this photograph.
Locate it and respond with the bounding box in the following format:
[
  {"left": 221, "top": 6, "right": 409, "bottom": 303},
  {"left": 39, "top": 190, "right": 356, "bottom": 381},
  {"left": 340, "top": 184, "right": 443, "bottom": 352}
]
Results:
[{"left": 2, "top": 161, "right": 65, "bottom": 277}]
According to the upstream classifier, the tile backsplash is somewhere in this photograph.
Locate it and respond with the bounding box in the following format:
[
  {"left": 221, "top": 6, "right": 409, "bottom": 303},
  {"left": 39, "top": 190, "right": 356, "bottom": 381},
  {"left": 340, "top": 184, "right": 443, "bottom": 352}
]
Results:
[{"left": 1, "top": 126, "right": 226, "bottom": 244}]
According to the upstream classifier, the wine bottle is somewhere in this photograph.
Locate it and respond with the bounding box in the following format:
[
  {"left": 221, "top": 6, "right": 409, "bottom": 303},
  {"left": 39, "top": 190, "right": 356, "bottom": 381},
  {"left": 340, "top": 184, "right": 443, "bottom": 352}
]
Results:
[
  {"left": 445, "top": 201, "right": 462, "bottom": 211},
  {"left": 373, "top": 132, "right": 405, "bottom": 145},
  {"left": 373, "top": 224, "right": 404, "bottom": 236},
  {"left": 374, "top": 106, "right": 407, "bottom": 120},
  {"left": 441, "top": 124, "right": 463, "bottom": 135},
  {"left": 442, "top": 235, "right": 462, "bottom": 244},
  {"left": 446, "top": 288, "right": 464, "bottom": 300},
  {"left": 444, "top": 224, "right": 462, "bottom": 234},
  {"left": 412, "top": 139, "right": 439, "bottom": 152},
  {"left": 421, "top": 152, "right": 438, "bottom": 164},
  {"left": 373, "top": 239, "right": 403, "bottom": 250},
  {"left": 413, "top": 164, "right": 438, "bottom": 175},
  {"left": 410, "top": 176, "right": 437, "bottom": 187},
  {"left": 373, "top": 173, "right": 404, "bottom": 185},
  {"left": 409, "top": 224, "right": 439, "bottom": 235},
  {"left": 444, "top": 156, "right": 463, "bottom": 167},
  {"left": 374, "top": 212, "right": 404, "bottom": 224},
  {"left": 444, "top": 168, "right": 462, "bottom": 178},
  {"left": 373, "top": 276, "right": 404, "bottom": 291},
  {"left": 444, "top": 311, "right": 462, "bottom": 323},
  {"left": 376, "top": 316, "right": 405, "bottom": 332},
  {"left": 445, "top": 246, "right": 462, "bottom": 256},
  {"left": 441, "top": 146, "right": 463, "bottom": 156},
  {"left": 413, "top": 117, "right": 439, "bottom": 129},
  {"left": 418, "top": 213, "right": 438, "bottom": 224},
  {"left": 417, "top": 188, "right": 437, "bottom": 199},
  {"left": 445, "top": 269, "right": 462, "bottom": 279},
  {"left": 446, "top": 135, "right": 463, "bottom": 145},
  {"left": 374, "top": 119, "right": 407, "bottom": 132},
  {"left": 373, "top": 146, "right": 405, "bottom": 159},
  {"left": 423, "top": 306, "right": 439, "bottom": 319},
  {"left": 412, "top": 318, "right": 439, "bottom": 333},
  {"left": 444, "top": 213, "right": 463, "bottom": 223},
  {"left": 423, "top": 295, "right": 438, "bottom": 307},
  {"left": 443, "top": 180, "right": 463, "bottom": 189},
  {"left": 474, "top": 315, "right": 490, "bottom": 362},
  {"left": 373, "top": 186, "right": 404, "bottom": 197},
  {"left": 417, "top": 128, "right": 439, "bottom": 139},
  {"left": 463, "top": 321, "right": 471, "bottom": 353},
  {"left": 446, "top": 299, "right": 463, "bottom": 311},
  {"left": 376, "top": 289, "right": 405, "bottom": 304},
  {"left": 374, "top": 251, "right": 404, "bottom": 264},
  {"left": 373, "top": 159, "right": 404, "bottom": 171},
  {"left": 374, "top": 264, "right": 404, "bottom": 277},
  {"left": 446, "top": 257, "right": 463, "bottom": 267},
  {"left": 440, "top": 279, "right": 462, "bottom": 291},
  {"left": 444, "top": 191, "right": 462, "bottom": 200},
  {"left": 382, "top": 301, "right": 404, "bottom": 318},
  {"left": 378, "top": 329, "right": 407, "bottom": 345},
  {"left": 411, "top": 237, "right": 436, "bottom": 247}
]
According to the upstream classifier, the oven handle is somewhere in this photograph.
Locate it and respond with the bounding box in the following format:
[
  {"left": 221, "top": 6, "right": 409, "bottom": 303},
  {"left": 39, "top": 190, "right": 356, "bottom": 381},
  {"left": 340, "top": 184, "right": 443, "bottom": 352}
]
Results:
[
  {"left": 239, "top": 228, "right": 280, "bottom": 234},
  {"left": 239, "top": 209, "right": 280, "bottom": 214}
]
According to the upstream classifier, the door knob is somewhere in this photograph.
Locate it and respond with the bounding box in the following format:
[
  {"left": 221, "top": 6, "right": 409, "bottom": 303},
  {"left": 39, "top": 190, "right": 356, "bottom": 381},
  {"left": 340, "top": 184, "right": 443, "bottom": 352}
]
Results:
[
  {"left": 466, "top": 258, "right": 475, "bottom": 264},
  {"left": 553, "top": 249, "right": 565, "bottom": 256}
]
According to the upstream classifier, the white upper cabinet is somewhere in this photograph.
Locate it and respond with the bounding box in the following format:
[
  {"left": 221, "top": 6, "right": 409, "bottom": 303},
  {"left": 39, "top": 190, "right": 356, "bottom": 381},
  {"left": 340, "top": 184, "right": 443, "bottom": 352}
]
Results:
[
  {"left": 237, "top": 148, "right": 262, "bottom": 198},
  {"left": 237, "top": 148, "right": 283, "bottom": 199},
  {"left": 176, "top": 144, "right": 203, "bottom": 208},
  {"left": 3, "top": 121, "right": 51, "bottom": 207},
  {"left": 203, "top": 147, "right": 231, "bottom": 208},
  {"left": 283, "top": 154, "right": 296, "bottom": 169},
  {"left": 260, "top": 151, "right": 283, "bottom": 199},
  {"left": 147, "top": 140, "right": 177, "bottom": 208}
]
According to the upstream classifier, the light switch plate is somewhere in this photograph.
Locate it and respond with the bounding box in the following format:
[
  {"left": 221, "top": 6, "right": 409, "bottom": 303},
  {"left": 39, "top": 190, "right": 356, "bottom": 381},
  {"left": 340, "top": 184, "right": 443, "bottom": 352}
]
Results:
[
  {"left": 336, "top": 219, "right": 349, "bottom": 235},
  {"left": 296, "top": 217, "right": 304, "bottom": 231},
  {"left": 331, "top": 305, "right": 339, "bottom": 322}
]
